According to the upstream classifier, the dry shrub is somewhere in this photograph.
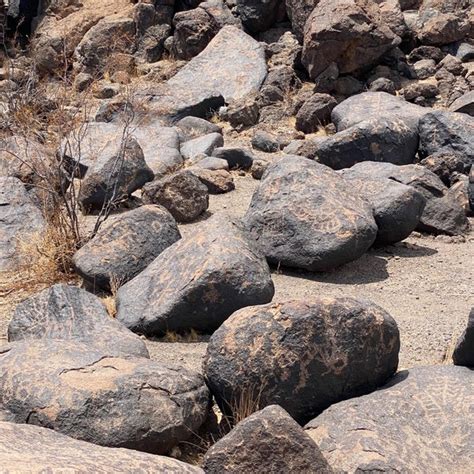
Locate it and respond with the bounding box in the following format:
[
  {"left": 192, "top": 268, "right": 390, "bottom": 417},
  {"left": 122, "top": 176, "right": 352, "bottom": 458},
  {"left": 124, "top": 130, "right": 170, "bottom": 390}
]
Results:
[{"left": 162, "top": 328, "right": 201, "bottom": 343}]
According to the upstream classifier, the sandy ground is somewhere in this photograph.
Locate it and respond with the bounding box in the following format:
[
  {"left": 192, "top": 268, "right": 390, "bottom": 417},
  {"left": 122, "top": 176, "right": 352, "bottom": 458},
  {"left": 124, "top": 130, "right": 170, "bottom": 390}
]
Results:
[{"left": 1, "top": 174, "right": 473, "bottom": 373}]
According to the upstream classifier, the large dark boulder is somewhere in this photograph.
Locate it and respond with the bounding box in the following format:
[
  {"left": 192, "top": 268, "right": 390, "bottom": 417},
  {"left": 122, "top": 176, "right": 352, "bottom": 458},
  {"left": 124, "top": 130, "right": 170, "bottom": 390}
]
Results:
[
  {"left": 0, "top": 340, "right": 210, "bottom": 454},
  {"left": 236, "top": 0, "right": 282, "bottom": 33},
  {"left": 73, "top": 205, "right": 181, "bottom": 290},
  {"left": 7, "top": 284, "right": 149, "bottom": 359},
  {"left": 302, "top": 0, "right": 400, "bottom": 80},
  {"left": 340, "top": 169, "right": 426, "bottom": 244},
  {"left": 204, "top": 298, "right": 400, "bottom": 424},
  {"left": 351, "top": 161, "right": 470, "bottom": 235},
  {"left": 0, "top": 177, "right": 46, "bottom": 272},
  {"left": 116, "top": 217, "right": 274, "bottom": 335},
  {"left": 332, "top": 92, "right": 429, "bottom": 131},
  {"left": 0, "top": 421, "right": 203, "bottom": 473},
  {"left": 243, "top": 156, "right": 378, "bottom": 271},
  {"left": 313, "top": 118, "right": 418, "bottom": 169},
  {"left": 203, "top": 405, "right": 333, "bottom": 473},
  {"left": 78, "top": 137, "right": 154, "bottom": 213},
  {"left": 418, "top": 110, "right": 474, "bottom": 162},
  {"left": 142, "top": 171, "right": 209, "bottom": 223},
  {"left": 453, "top": 308, "right": 474, "bottom": 367},
  {"left": 305, "top": 366, "right": 473, "bottom": 472}
]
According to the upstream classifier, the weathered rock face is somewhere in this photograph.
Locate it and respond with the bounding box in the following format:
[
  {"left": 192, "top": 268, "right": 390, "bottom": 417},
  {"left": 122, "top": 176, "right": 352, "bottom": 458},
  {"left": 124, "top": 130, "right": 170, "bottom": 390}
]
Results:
[
  {"left": 236, "top": 0, "right": 281, "bottom": 33},
  {"left": 189, "top": 168, "right": 235, "bottom": 194},
  {"left": 177, "top": 116, "right": 222, "bottom": 141},
  {"left": 417, "top": 0, "right": 473, "bottom": 45},
  {"left": 453, "top": 308, "right": 474, "bottom": 367},
  {"left": 116, "top": 217, "right": 274, "bottom": 335},
  {"left": 340, "top": 169, "right": 426, "bottom": 244},
  {"left": 78, "top": 136, "right": 153, "bottom": 212},
  {"left": 302, "top": 0, "right": 400, "bottom": 80},
  {"left": 351, "top": 161, "right": 470, "bottom": 235},
  {"left": 313, "top": 118, "right": 418, "bottom": 169},
  {"left": 305, "top": 366, "right": 474, "bottom": 473},
  {"left": 142, "top": 26, "right": 267, "bottom": 121},
  {"left": 181, "top": 133, "right": 224, "bottom": 160},
  {"left": 418, "top": 110, "right": 474, "bottom": 162},
  {"left": 73, "top": 205, "right": 181, "bottom": 290},
  {"left": 243, "top": 156, "right": 378, "bottom": 271},
  {"left": 8, "top": 284, "right": 149, "bottom": 359},
  {"left": 0, "top": 177, "right": 46, "bottom": 272},
  {"left": 0, "top": 421, "right": 204, "bottom": 473},
  {"left": 142, "top": 171, "right": 209, "bottom": 223},
  {"left": 286, "top": 0, "right": 320, "bottom": 41},
  {"left": 420, "top": 152, "right": 470, "bottom": 186},
  {"left": 295, "top": 93, "right": 337, "bottom": 134},
  {"left": 204, "top": 298, "right": 400, "bottom": 424},
  {"left": 203, "top": 405, "right": 333, "bottom": 473},
  {"left": 332, "top": 92, "right": 429, "bottom": 131},
  {"left": 0, "top": 340, "right": 210, "bottom": 454},
  {"left": 449, "top": 91, "right": 474, "bottom": 116}
]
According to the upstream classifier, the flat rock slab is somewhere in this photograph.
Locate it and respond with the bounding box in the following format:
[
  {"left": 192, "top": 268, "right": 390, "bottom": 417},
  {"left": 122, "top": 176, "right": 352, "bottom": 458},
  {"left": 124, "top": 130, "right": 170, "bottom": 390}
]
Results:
[
  {"left": 305, "top": 366, "right": 474, "bottom": 473},
  {"left": 73, "top": 205, "right": 181, "bottom": 290},
  {"left": 116, "top": 216, "right": 274, "bottom": 335},
  {"left": 243, "top": 155, "right": 378, "bottom": 271},
  {"left": 141, "top": 26, "right": 267, "bottom": 121},
  {"left": 0, "top": 177, "right": 46, "bottom": 272},
  {"left": 0, "top": 340, "right": 210, "bottom": 454},
  {"left": 8, "top": 284, "right": 149, "bottom": 358},
  {"left": 0, "top": 421, "right": 203, "bottom": 473}
]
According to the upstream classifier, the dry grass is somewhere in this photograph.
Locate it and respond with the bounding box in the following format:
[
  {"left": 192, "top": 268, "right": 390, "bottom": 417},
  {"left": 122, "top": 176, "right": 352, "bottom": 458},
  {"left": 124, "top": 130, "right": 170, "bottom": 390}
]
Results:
[{"left": 162, "top": 328, "right": 201, "bottom": 343}]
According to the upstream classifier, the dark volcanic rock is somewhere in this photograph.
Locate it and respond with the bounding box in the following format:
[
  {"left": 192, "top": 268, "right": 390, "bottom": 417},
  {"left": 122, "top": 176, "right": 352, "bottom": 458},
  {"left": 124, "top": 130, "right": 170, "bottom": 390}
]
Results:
[
  {"left": 449, "top": 91, "right": 474, "bottom": 116},
  {"left": 314, "top": 118, "right": 418, "bottom": 169},
  {"left": 453, "top": 308, "right": 474, "bottom": 367},
  {"left": 340, "top": 169, "right": 426, "bottom": 244},
  {"left": 305, "top": 365, "right": 473, "bottom": 473},
  {"left": 286, "top": 0, "right": 319, "bottom": 41},
  {"left": 418, "top": 110, "right": 474, "bottom": 162},
  {"left": 0, "top": 421, "right": 204, "bottom": 473},
  {"left": 211, "top": 147, "right": 254, "bottom": 170},
  {"left": 351, "top": 161, "right": 470, "bottom": 235},
  {"left": 142, "top": 171, "right": 209, "bottom": 223},
  {"left": 202, "top": 405, "right": 333, "bottom": 473},
  {"left": 302, "top": 0, "right": 400, "bottom": 80},
  {"left": 251, "top": 131, "right": 280, "bottom": 152},
  {"left": 78, "top": 137, "right": 154, "bottom": 212},
  {"left": 116, "top": 217, "right": 274, "bottom": 335},
  {"left": 295, "top": 93, "right": 337, "bottom": 134},
  {"left": 236, "top": 0, "right": 281, "bottom": 33},
  {"left": 243, "top": 156, "right": 377, "bottom": 271},
  {"left": 73, "top": 205, "right": 181, "bottom": 289},
  {"left": 204, "top": 298, "right": 400, "bottom": 424},
  {"left": 0, "top": 177, "right": 46, "bottom": 272},
  {"left": 8, "top": 284, "right": 149, "bottom": 359},
  {"left": 419, "top": 152, "right": 470, "bottom": 186},
  {"left": 332, "top": 92, "right": 429, "bottom": 131},
  {"left": 0, "top": 340, "right": 210, "bottom": 454},
  {"left": 189, "top": 168, "right": 235, "bottom": 194}
]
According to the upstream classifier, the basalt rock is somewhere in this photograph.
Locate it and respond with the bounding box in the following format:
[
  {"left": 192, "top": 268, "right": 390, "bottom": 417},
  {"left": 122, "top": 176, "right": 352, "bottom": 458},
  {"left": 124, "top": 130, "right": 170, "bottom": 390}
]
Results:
[{"left": 453, "top": 308, "right": 474, "bottom": 367}]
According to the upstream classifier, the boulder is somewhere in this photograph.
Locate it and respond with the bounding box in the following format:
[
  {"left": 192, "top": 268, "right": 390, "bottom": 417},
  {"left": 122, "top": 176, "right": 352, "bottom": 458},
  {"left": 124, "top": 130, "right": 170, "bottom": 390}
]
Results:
[
  {"left": 286, "top": 0, "right": 319, "bottom": 41},
  {"left": 176, "top": 116, "right": 222, "bottom": 141},
  {"left": 142, "top": 26, "right": 267, "bottom": 121},
  {"left": 181, "top": 133, "right": 224, "bottom": 160},
  {"left": 448, "top": 174, "right": 471, "bottom": 215},
  {"left": 78, "top": 137, "right": 154, "bottom": 212},
  {"left": 204, "top": 298, "right": 400, "bottom": 424},
  {"left": 189, "top": 168, "right": 235, "bottom": 194},
  {"left": 351, "top": 161, "right": 470, "bottom": 235},
  {"left": 305, "top": 366, "right": 473, "bottom": 472},
  {"left": 202, "top": 405, "right": 333, "bottom": 473},
  {"left": 453, "top": 308, "right": 474, "bottom": 367},
  {"left": 116, "top": 217, "right": 274, "bottom": 335},
  {"left": 302, "top": 0, "right": 400, "bottom": 80},
  {"left": 189, "top": 155, "right": 229, "bottom": 171},
  {"left": 7, "top": 284, "right": 149, "bottom": 359},
  {"left": 418, "top": 110, "right": 474, "bottom": 162},
  {"left": 236, "top": 0, "right": 281, "bottom": 33},
  {"left": 73, "top": 205, "right": 181, "bottom": 289},
  {"left": 251, "top": 131, "right": 280, "bottom": 153},
  {"left": 0, "top": 177, "right": 46, "bottom": 272},
  {"left": 419, "top": 151, "right": 470, "bottom": 186},
  {"left": 449, "top": 91, "right": 474, "bottom": 116},
  {"left": 0, "top": 340, "right": 210, "bottom": 454},
  {"left": 211, "top": 147, "right": 254, "bottom": 170},
  {"left": 332, "top": 91, "right": 429, "bottom": 131},
  {"left": 313, "top": 118, "right": 418, "bottom": 169},
  {"left": 243, "top": 156, "right": 378, "bottom": 271},
  {"left": 142, "top": 171, "right": 209, "bottom": 223},
  {"left": 339, "top": 169, "right": 426, "bottom": 244},
  {"left": 0, "top": 421, "right": 203, "bottom": 473},
  {"left": 295, "top": 93, "right": 337, "bottom": 134}
]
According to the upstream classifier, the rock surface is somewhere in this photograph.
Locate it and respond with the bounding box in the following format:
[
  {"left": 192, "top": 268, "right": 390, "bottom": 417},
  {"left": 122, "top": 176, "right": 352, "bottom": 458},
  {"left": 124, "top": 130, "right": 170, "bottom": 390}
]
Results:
[
  {"left": 453, "top": 308, "right": 474, "bottom": 367},
  {"left": 0, "top": 421, "right": 203, "bottom": 473},
  {"left": 204, "top": 298, "right": 400, "bottom": 423},
  {"left": 73, "top": 205, "right": 181, "bottom": 289},
  {"left": 0, "top": 340, "right": 210, "bottom": 454},
  {"left": 116, "top": 217, "right": 274, "bottom": 335},
  {"left": 203, "top": 405, "right": 333, "bottom": 473},
  {"left": 244, "top": 156, "right": 378, "bottom": 271},
  {"left": 8, "top": 284, "right": 149, "bottom": 359},
  {"left": 305, "top": 366, "right": 474, "bottom": 473}
]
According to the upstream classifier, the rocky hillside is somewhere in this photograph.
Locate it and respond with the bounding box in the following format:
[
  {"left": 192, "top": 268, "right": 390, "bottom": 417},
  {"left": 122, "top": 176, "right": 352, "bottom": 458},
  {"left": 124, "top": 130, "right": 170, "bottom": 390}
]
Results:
[{"left": 0, "top": 0, "right": 473, "bottom": 472}]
